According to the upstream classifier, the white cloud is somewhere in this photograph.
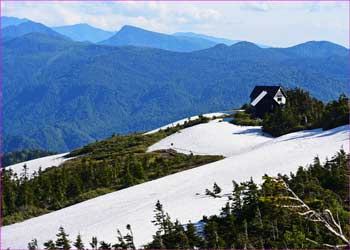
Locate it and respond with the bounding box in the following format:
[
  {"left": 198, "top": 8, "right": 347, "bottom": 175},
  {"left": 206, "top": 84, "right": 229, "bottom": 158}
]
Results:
[
  {"left": 240, "top": 2, "right": 270, "bottom": 12},
  {"left": 2, "top": 1, "right": 349, "bottom": 47}
]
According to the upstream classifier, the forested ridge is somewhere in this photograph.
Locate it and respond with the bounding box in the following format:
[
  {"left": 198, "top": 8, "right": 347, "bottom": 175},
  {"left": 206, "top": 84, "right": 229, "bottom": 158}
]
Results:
[
  {"left": 4, "top": 31, "right": 349, "bottom": 152},
  {"left": 26, "top": 150, "right": 349, "bottom": 249}
]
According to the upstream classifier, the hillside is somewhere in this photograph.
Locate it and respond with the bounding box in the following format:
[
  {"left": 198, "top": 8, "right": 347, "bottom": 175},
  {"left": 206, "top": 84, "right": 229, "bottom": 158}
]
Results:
[
  {"left": 3, "top": 31, "right": 349, "bottom": 153},
  {"left": 3, "top": 117, "right": 349, "bottom": 248}
]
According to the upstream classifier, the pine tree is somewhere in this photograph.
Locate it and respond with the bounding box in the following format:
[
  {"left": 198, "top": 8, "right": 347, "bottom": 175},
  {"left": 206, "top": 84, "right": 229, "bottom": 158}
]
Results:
[
  {"left": 73, "top": 234, "right": 84, "bottom": 250},
  {"left": 90, "top": 237, "right": 98, "bottom": 250},
  {"left": 213, "top": 182, "right": 222, "bottom": 195},
  {"left": 203, "top": 220, "right": 224, "bottom": 249},
  {"left": 113, "top": 225, "right": 136, "bottom": 250},
  {"left": 124, "top": 224, "right": 136, "bottom": 250},
  {"left": 114, "top": 229, "right": 127, "bottom": 249},
  {"left": 55, "top": 226, "right": 71, "bottom": 250},
  {"left": 172, "top": 220, "right": 189, "bottom": 249},
  {"left": 44, "top": 240, "right": 56, "bottom": 250},
  {"left": 152, "top": 200, "right": 173, "bottom": 235},
  {"left": 28, "top": 238, "right": 38, "bottom": 250},
  {"left": 231, "top": 181, "right": 243, "bottom": 214},
  {"left": 185, "top": 221, "right": 202, "bottom": 248},
  {"left": 99, "top": 241, "right": 112, "bottom": 250}
]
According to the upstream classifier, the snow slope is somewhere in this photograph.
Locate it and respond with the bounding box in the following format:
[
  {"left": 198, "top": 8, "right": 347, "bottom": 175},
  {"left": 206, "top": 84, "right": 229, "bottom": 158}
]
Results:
[
  {"left": 3, "top": 122, "right": 349, "bottom": 249},
  {"left": 148, "top": 119, "right": 272, "bottom": 156},
  {"left": 5, "top": 153, "right": 70, "bottom": 178}
]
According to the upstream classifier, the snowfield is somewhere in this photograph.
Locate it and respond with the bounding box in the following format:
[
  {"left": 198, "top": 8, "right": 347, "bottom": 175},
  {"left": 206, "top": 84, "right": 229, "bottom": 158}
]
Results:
[
  {"left": 3, "top": 121, "right": 349, "bottom": 249},
  {"left": 5, "top": 153, "right": 71, "bottom": 178},
  {"left": 148, "top": 119, "right": 272, "bottom": 156},
  {"left": 144, "top": 112, "right": 227, "bottom": 135}
]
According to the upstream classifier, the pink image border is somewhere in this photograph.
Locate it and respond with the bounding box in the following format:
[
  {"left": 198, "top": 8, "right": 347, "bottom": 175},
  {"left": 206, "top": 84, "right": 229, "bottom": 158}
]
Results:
[{"left": 0, "top": 0, "right": 349, "bottom": 249}]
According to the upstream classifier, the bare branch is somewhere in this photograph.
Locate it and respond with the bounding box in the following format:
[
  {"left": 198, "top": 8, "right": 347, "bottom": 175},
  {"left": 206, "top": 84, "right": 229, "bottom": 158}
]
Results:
[{"left": 271, "top": 177, "right": 349, "bottom": 246}]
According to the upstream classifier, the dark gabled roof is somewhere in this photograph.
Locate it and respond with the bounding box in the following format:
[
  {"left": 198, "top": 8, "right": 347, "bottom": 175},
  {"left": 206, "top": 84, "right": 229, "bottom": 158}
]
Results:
[{"left": 250, "top": 85, "right": 285, "bottom": 100}]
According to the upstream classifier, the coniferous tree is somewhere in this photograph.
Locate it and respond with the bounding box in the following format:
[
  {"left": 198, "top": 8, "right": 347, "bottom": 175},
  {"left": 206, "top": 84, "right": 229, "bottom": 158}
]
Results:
[
  {"left": 28, "top": 239, "right": 38, "bottom": 250},
  {"left": 231, "top": 181, "right": 243, "bottom": 213},
  {"left": 124, "top": 224, "right": 136, "bottom": 250},
  {"left": 73, "top": 234, "right": 84, "bottom": 250},
  {"left": 173, "top": 220, "right": 189, "bottom": 249},
  {"left": 99, "top": 241, "right": 112, "bottom": 250},
  {"left": 113, "top": 225, "right": 135, "bottom": 250},
  {"left": 55, "top": 226, "right": 71, "bottom": 250},
  {"left": 43, "top": 240, "right": 56, "bottom": 250},
  {"left": 90, "top": 237, "right": 98, "bottom": 250},
  {"left": 185, "top": 221, "right": 202, "bottom": 248},
  {"left": 114, "top": 229, "right": 127, "bottom": 249},
  {"left": 213, "top": 182, "right": 222, "bottom": 195},
  {"left": 152, "top": 200, "right": 172, "bottom": 235}
]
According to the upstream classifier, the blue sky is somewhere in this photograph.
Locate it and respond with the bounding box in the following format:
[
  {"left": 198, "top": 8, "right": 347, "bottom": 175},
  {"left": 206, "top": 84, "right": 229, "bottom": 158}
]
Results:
[{"left": 2, "top": 1, "right": 349, "bottom": 47}]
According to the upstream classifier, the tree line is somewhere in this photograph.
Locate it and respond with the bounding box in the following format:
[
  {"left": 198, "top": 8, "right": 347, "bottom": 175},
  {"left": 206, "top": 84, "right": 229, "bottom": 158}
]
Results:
[
  {"left": 262, "top": 89, "right": 349, "bottom": 136},
  {"left": 233, "top": 89, "right": 349, "bottom": 137}
]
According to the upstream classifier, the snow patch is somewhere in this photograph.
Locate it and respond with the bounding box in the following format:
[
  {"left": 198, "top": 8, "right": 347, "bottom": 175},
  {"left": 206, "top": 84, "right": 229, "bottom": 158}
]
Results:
[
  {"left": 5, "top": 153, "right": 71, "bottom": 178},
  {"left": 144, "top": 112, "right": 227, "bottom": 135},
  {"left": 148, "top": 119, "right": 272, "bottom": 157}
]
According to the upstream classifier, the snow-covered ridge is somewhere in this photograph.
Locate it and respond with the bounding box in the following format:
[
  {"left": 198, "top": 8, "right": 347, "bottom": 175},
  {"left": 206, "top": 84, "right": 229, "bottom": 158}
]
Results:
[
  {"left": 144, "top": 112, "right": 227, "bottom": 135},
  {"left": 5, "top": 153, "right": 71, "bottom": 178},
  {"left": 3, "top": 121, "right": 349, "bottom": 249}
]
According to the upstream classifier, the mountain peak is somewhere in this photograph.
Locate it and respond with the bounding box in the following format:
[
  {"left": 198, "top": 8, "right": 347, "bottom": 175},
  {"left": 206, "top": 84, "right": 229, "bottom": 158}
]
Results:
[
  {"left": 231, "top": 41, "right": 261, "bottom": 49},
  {"left": 286, "top": 40, "right": 348, "bottom": 57},
  {"left": 52, "top": 23, "right": 114, "bottom": 42},
  {"left": 70, "top": 23, "right": 93, "bottom": 28},
  {"left": 118, "top": 25, "right": 151, "bottom": 34},
  {"left": 213, "top": 43, "right": 229, "bottom": 49},
  {"left": 293, "top": 40, "right": 347, "bottom": 50},
  {"left": 2, "top": 20, "right": 69, "bottom": 40},
  {"left": 100, "top": 25, "right": 215, "bottom": 52},
  {"left": 1, "top": 16, "right": 30, "bottom": 28}
]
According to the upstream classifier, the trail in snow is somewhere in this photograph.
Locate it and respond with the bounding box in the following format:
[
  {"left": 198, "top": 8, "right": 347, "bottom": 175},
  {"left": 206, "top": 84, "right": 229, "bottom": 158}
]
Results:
[{"left": 3, "top": 122, "right": 349, "bottom": 249}]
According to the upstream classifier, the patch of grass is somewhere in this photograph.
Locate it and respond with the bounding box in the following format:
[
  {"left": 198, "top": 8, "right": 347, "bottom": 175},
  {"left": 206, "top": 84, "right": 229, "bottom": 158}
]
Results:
[
  {"left": 2, "top": 206, "right": 52, "bottom": 226},
  {"left": 231, "top": 111, "right": 262, "bottom": 126}
]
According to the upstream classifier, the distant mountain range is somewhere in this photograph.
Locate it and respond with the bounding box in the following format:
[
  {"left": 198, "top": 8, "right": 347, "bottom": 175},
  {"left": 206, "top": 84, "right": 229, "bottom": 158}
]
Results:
[
  {"left": 2, "top": 20, "right": 69, "bottom": 40},
  {"left": 1, "top": 16, "right": 267, "bottom": 51},
  {"left": 174, "top": 32, "right": 240, "bottom": 45},
  {"left": 2, "top": 16, "right": 349, "bottom": 152},
  {"left": 52, "top": 23, "right": 114, "bottom": 43},
  {"left": 99, "top": 25, "right": 217, "bottom": 52},
  {"left": 173, "top": 32, "right": 269, "bottom": 48}
]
